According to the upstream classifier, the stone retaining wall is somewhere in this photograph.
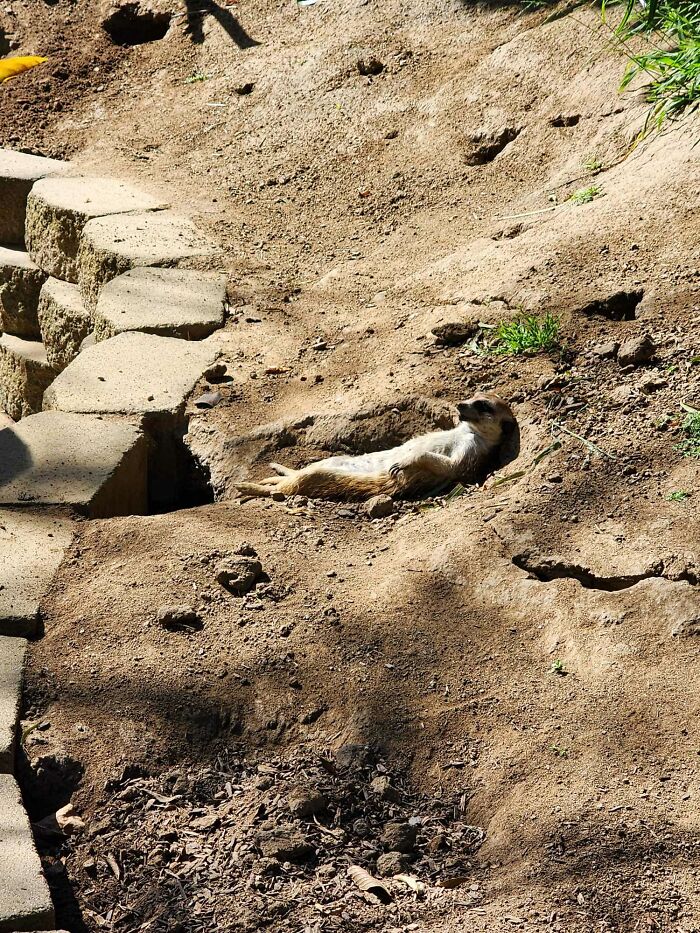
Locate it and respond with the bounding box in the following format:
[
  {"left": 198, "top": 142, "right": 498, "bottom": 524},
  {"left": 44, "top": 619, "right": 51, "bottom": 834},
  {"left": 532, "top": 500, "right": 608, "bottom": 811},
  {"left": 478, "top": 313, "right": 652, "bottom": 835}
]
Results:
[{"left": 0, "top": 148, "right": 228, "bottom": 930}]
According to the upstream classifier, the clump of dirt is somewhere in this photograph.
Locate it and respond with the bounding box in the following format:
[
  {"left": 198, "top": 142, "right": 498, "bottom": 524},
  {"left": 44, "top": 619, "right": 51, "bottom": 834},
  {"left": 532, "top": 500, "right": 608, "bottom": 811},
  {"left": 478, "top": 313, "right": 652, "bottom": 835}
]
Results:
[{"left": 38, "top": 746, "right": 489, "bottom": 932}]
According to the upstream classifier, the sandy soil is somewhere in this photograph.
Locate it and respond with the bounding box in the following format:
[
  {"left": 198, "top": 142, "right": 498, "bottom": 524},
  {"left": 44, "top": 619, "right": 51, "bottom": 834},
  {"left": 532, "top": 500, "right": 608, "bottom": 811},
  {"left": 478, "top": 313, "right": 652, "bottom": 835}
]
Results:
[{"left": 2, "top": 0, "right": 700, "bottom": 930}]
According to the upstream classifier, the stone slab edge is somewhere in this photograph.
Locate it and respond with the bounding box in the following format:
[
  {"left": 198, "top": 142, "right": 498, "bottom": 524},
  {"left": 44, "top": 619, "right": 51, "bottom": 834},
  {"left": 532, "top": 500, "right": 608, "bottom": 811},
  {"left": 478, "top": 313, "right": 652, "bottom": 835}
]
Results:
[{"left": 0, "top": 774, "right": 55, "bottom": 932}]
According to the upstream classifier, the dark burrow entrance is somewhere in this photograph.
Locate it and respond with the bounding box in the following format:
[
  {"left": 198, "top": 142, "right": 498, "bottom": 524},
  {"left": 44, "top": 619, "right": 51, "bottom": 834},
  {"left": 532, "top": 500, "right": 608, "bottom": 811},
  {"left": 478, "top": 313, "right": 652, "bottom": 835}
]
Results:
[{"left": 102, "top": 5, "right": 172, "bottom": 46}]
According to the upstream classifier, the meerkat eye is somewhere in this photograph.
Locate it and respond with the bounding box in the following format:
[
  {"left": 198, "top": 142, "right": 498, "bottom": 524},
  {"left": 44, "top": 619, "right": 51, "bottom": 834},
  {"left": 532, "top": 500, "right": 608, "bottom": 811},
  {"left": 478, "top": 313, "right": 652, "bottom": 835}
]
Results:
[{"left": 474, "top": 400, "right": 493, "bottom": 415}]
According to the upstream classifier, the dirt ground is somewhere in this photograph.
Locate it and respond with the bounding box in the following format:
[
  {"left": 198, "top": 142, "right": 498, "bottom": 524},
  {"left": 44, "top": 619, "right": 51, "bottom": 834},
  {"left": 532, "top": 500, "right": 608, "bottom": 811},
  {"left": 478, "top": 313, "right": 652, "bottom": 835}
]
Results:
[{"left": 2, "top": 0, "right": 700, "bottom": 930}]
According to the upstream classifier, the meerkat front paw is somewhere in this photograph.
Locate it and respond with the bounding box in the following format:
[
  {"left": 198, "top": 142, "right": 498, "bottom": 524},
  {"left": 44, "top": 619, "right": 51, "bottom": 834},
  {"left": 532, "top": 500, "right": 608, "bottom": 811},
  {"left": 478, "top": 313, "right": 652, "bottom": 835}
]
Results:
[{"left": 389, "top": 463, "right": 403, "bottom": 479}]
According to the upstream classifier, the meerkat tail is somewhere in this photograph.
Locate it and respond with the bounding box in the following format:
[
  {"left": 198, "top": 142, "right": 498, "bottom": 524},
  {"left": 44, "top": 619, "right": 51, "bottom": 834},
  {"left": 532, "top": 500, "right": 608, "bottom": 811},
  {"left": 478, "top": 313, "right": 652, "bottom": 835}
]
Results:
[{"left": 289, "top": 469, "right": 400, "bottom": 499}]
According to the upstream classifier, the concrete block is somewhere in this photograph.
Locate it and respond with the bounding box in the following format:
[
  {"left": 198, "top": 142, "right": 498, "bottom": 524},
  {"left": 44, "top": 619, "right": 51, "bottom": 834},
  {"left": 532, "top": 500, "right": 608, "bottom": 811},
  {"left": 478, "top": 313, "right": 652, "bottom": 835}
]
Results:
[
  {"left": 44, "top": 331, "right": 220, "bottom": 418},
  {"left": 0, "top": 638, "right": 26, "bottom": 773},
  {"left": 0, "top": 774, "right": 55, "bottom": 932},
  {"left": 78, "top": 210, "right": 220, "bottom": 311},
  {"left": 94, "top": 267, "right": 227, "bottom": 341},
  {"left": 44, "top": 332, "right": 220, "bottom": 507},
  {"left": 0, "top": 335, "right": 57, "bottom": 422},
  {"left": 0, "top": 148, "right": 70, "bottom": 246},
  {"left": 0, "top": 511, "right": 72, "bottom": 638},
  {"left": 0, "top": 248, "right": 47, "bottom": 340},
  {"left": 36, "top": 278, "right": 91, "bottom": 370},
  {"left": 0, "top": 412, "right": 148, "bottom": 519},
  {"left": 26, "top": 176, "right": 164, "bottom": 283}
]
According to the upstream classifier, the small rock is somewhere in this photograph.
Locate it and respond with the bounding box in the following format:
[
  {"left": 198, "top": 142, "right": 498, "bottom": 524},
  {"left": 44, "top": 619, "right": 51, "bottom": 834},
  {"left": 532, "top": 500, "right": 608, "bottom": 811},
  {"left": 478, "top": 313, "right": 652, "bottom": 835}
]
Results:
[
  {"left": 431, "top": 321, "right": 478, "bottom": 346},
  {"left": 376, "top": 851, "right": 408, "bottom": 876},
  {"left": 35, "top": 803, "right": 85, "bottom": 837},
  {"left": 204, "top": 362, "right": 228, "bottom": 381},
  {"left": 546, "top": 473, "right": 563, "bottom": 484},
  {"left": 190, "top": 813, "right": 220, "bottom": 831},
  {"left": 370, "top": 775, "right": 401, "bottom": 802},
  {"left": 425, "top": 833, "right": 447, "bottom": 855},
  {"left": 365, "top": 495, "right": 394, "bottom": 519},
  {"left": 617, "top": 334, "right": 655, "bottom": 367},
  {"left": 156, "top": 605, "right": 203, "bottom": 631},
  {"left": 256, "top": 824, "right": 314, "bottom": 861},
  {"left": 216, "top": 557, "right": 262, "bottom": 595},
  {"left": 592, "top": 340, "right": 619, "bottom": 359},
  {"left": 335, "top": 743, "right": 373, "bottom": 770},
  {"left": 381, "top": 820, "right": 417, "bottom": 853},
  {"left": 287, "top": 785, "right": 328, "bottom": 818},
  {"left": 353, "top": 818, "right": 370, "bottom": 837},
  {"left": 638, "top": 375, "right": 668, "bottom": 394}
]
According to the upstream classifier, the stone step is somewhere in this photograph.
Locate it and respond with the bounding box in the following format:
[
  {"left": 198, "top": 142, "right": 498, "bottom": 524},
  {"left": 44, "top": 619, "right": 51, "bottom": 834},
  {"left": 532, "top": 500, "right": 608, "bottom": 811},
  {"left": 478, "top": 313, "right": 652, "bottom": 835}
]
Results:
[
  {"left": 36, "top": 278, "right": 92, "bottom": 370},
  {"left": 94, "top": 267, "right": 227, "bottom": 341},
  {"left": 0, "top": 412, "right": 148, "bottom": 519},
  {"left": 0, "top": 774, "right": 55, "bottom": 932},
  {"left": 26, "top": 176, "right": 165, "bottom": 283},
  {"left": 0, "top": 639, "right": 25, "bottom": 773},
  {"left": 44, "top": 332, "right": 220, "bottom": 506},
  {"left": 77, "top": 210, "right": 220, "bottom": 312},
  {"left": 44, "top": 331, "right": 220, "bottom": 419},
  {"left": 0, "top": 148, "right": 71, "bottom": 246},
  {"left": 0, "top": 511, "right": 72, "bottom": 638},
  {"left": 0, "top": 247, "right": 47, "bottom": 340},
  {"left": 0, "top": 335, "right": 57, "bottom": 422}
]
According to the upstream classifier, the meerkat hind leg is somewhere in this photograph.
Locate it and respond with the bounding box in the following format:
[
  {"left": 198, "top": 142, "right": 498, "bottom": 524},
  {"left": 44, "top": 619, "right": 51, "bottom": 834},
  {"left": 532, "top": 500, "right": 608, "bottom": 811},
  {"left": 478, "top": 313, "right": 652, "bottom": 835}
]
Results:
[{"left": 269, "top": 462, "right": 295, "bottom": 476}]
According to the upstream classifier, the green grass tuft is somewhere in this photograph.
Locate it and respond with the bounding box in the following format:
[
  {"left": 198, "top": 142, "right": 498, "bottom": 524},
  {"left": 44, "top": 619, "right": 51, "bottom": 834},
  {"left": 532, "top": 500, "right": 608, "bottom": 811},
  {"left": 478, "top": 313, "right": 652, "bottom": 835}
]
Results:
[
  {"left": 667, "top": 490, "right": 691, "bottom": 501},
  {"left": 569, "top": 184, "right": 603, "bottom": 205},
  {"left": 614, "top": 0, "right": 700, "bottom": 134},
  {"left": 675, "top": 410, "right": 700, "bottom": 458},
  {"left": 491, "top": 313, "right": 561, "bottom": 355},
  {"left": 582, "top": 154, "right": 603, "bottom": 172}
]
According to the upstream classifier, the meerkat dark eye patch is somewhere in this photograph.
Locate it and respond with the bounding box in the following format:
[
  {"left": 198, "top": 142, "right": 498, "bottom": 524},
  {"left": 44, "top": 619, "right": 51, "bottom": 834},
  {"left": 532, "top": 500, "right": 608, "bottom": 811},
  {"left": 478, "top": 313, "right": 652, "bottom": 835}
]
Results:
[{"left": 473, "top": 400, "right": 494, "bottom": 415}]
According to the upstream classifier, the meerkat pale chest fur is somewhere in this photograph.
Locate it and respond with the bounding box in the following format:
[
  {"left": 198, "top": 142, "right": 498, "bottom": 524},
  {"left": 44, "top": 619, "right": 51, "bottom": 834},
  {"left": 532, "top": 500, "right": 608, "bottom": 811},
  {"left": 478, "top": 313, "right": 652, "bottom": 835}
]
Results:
[{"left": 236, "top": 392, "right": 517, "bottom": 500}]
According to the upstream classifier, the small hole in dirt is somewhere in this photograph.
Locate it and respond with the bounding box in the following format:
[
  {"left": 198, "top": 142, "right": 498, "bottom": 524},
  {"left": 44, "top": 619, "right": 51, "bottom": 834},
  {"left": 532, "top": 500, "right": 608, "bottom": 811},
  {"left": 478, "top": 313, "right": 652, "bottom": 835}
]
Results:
[
  {"left": 18, "top": 750, "right": 84, "bottom": 821},
  {"left": 102, "top": 5, "right": 171, "bottom": 46},
  {"left": 578, "top": 289, "right": 644, "bottom": 321}
]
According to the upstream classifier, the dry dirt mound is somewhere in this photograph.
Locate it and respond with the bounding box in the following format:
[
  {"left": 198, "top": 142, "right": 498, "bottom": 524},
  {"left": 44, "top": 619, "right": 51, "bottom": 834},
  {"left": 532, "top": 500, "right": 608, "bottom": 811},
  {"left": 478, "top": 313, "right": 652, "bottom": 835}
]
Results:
[{"left": 3, "top": 0, "right": 700, "bottom": 931}]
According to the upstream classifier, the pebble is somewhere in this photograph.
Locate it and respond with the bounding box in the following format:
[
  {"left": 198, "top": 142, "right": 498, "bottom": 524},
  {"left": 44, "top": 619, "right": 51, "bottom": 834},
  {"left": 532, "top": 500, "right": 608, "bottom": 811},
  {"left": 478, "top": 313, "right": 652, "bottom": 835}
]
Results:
[
  {"left": 431, "top": 321, "right": 478, "bottom": 346},
  {"left": 376, "top": 851, "right": 407, "bottom": 876},
  {"left": 618, "top": 334, "right": 656, "bottom": 367},
  {"left": 365, "top": 494, "right": 394, "bottom": 519},
  {"left": 370, "top": 775, "right": 401, "bottom": 802},
  {"left": 592, "top": 340, "right": 619, "bottom": 359},
  {"left": 287, "top": 785, "right": 328, "bottom": 818},
  {"left": 256, "top": 824, "right": 314, "bottom": 861},
  {"left": 155, "top": 605, "right": 203, "bottom": 632},
  {"left": 381, "top": 820, "right": 417, "bottom": 853},
  {"left": 334, "top": 743, "right": 373, "bottom": 770},
  {"left": 215, "top": 557, "right": 262, "bottom": 595}
]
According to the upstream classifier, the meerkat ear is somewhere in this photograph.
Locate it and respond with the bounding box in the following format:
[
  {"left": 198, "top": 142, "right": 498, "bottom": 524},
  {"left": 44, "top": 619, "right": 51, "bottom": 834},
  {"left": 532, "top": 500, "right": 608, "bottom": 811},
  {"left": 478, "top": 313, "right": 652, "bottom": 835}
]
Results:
[{"left": 501, "top": 419, "right": 516, "bottom": 436}]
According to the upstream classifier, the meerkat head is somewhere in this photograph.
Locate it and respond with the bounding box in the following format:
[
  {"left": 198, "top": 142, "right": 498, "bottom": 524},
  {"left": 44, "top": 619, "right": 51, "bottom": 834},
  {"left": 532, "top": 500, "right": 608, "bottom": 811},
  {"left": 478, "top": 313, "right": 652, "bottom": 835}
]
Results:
[{"left": 456, "top": 392, "right": 517, "bottom": 446}]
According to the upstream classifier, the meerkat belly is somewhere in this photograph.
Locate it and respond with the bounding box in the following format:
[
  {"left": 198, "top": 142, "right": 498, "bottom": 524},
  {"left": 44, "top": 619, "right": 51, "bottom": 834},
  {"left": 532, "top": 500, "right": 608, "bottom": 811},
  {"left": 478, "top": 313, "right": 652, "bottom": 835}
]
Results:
[{"left": 308, "top": 451, "right": 394, "bottom": 475}]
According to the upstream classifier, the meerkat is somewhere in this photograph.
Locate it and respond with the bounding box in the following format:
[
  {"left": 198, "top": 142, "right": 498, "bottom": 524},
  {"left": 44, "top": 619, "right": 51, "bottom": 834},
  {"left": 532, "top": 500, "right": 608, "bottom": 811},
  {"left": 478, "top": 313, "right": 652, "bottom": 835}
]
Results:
[{"left": 235, "top": 392, "right": 517, "bottom": 500}]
